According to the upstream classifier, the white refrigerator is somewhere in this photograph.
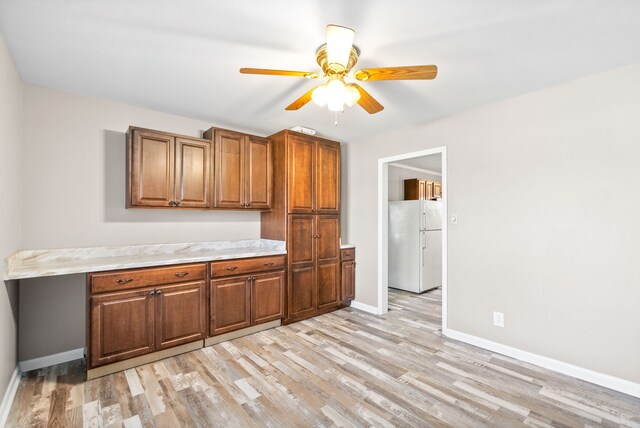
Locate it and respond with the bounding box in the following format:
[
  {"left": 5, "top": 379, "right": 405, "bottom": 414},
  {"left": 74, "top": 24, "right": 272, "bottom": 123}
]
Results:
[{"left": 389, "top": 200, "right": 442, "bottom": 293}]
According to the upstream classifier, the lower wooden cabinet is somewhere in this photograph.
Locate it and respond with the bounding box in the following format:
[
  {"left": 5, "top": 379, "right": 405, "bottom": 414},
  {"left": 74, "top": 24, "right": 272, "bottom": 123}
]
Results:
[
  {"left": 90, "top": 288, "right": 155, "bottom": 368},
  {"left": 286, "top": 214, "right": 340, "bottom": 322},
  {"left": 155, "top": 282, "right": 207, "bottom": 350},
  {"left": 88, "top": 264, "right": 207, "bottom": 369},
  {"left": 209, "top": 258, "right": 285, "bottom": 336},
  {"left": 341, "top": 248, "right": 356, "bottom": 302},
  {"left": 210, "top": 275, "right": 251, "bottom": 335},
  {"left": 252, "top": 271, "right": 285, "bottom": 324}
]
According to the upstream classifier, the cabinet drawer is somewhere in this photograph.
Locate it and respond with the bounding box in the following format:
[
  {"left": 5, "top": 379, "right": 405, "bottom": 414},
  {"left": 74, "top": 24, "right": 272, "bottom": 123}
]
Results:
[
  {"left": 90, "top": 263, "right": 207, "bottom": 294},
  {"left": 341, "top": 248, "right": 355, "bottom": 261},
  {"left": 210, "top": 255, "right": 285, "bottom": 278}
]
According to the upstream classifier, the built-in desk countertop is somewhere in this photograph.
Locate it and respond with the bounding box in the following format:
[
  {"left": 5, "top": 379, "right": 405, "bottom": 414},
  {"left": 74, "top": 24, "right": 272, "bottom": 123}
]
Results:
[{"left": 4, "top": 239, "right": 286, "bottom": 280}]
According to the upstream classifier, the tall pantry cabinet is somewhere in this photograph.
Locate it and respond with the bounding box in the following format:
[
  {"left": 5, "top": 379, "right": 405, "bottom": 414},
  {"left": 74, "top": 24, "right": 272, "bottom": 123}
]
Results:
[{"left": 261, "top": 130, "right": 343, "bottom": 323}]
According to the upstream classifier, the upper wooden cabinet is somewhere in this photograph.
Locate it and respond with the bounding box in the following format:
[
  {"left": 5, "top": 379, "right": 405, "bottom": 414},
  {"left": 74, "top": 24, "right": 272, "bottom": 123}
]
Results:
[
  {"left": 204, "top": 128, "right": 272, "bottom": 210},
  {"left": 404, "top": 178, "right": 442, "bottom": 200},
  {"left": 433, "top": 181, "right": 443, "bottom": 198},
  {"left": 128, "top": 127, "right": 212, "bottom": 209},
  {"left": 287, "top": 133, "right": 340, "bottom": 214}
]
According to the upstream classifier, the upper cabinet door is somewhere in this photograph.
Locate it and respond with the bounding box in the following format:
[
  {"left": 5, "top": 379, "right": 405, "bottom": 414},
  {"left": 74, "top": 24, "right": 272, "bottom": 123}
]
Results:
[
  {"left": 288, "top": 135, "right": 315, "bottom": 213},
  {"left": 175, "top": 137, "right": 212, "bottom": 209},
  {"left": 245, "top": 136, "right": 272, "bottom": 210},
  {"left": 129, "top": 130, "right": 175, "bottom": 207},
  {"left": 215, "top": 130, "right": 245, "bottom": 209},
  {"left": 315, "top": 141, "right": 340, "bottom": 214}
]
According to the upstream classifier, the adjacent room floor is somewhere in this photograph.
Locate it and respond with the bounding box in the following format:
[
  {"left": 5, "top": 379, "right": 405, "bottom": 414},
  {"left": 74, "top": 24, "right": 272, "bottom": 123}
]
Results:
[{"left": 7, "top": 289, "right": 640, "bottom": 427}]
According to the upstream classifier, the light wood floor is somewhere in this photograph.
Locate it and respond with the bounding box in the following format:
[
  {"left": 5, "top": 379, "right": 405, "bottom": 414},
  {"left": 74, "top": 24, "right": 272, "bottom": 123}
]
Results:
[{"left": 7, "top": 289, "right": 640, "bottom": 427}]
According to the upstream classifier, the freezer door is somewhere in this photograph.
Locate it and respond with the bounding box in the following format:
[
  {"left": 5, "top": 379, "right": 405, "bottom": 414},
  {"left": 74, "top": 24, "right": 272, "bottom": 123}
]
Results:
[
  {"left": 422, "top": 200, "right": 443, "bottom": 231},
  {"left": 420, "top": 230, "right": 442, "bottom": 292}
]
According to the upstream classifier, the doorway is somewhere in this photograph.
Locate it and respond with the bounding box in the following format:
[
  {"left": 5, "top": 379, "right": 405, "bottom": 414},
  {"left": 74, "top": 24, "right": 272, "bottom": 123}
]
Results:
[{"left": 377, "top": 147, "right": 448, "bottom": 333}]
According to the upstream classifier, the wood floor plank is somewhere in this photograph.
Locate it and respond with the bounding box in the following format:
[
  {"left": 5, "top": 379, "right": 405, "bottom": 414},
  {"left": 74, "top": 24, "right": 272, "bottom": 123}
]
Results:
[{"left": 6, "top": 288, "right": 639, "bottom": 427}]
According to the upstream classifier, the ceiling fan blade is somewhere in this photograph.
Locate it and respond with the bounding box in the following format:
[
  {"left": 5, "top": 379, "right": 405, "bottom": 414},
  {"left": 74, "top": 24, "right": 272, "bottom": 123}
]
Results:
[
  {"left": 354, "top": 65, "right": 438, "bottom": 81},
  {"left": 240, "top": 68, "right": 320, "bottom": 79},
  {"left": 285, "top": 86, "right": 319, "bottom": 111},
  {"left": 352, "top": 84, "right": 384, "bottom": 114}
]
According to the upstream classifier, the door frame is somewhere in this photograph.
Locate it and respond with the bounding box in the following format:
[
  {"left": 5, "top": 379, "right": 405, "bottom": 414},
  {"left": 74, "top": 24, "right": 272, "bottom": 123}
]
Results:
[{"left": 377, "top": 146, "right": 448, "bottom": 333}]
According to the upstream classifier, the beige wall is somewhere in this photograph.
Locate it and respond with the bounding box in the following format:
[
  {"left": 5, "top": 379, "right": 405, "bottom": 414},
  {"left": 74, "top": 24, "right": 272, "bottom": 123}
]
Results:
[
  {"left": 17, "top": 85, "right": 265, "bottom": 360},
  {"left": 388, "top": 165, "right": 441, "bottom": 201},
  {"left": 20, "top": 85, "right": 262, "bottom": 249},
  {"left": 0, "top": 35, "right": 22, "bottom": 397},
  {"left": 346, "top": 64, "right": 640, "bottom": 384}
]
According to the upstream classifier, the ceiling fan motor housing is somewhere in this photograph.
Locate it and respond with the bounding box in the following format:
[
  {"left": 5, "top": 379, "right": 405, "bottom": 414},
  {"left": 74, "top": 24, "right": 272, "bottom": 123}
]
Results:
[{"left": 316, "top": 44, "right": 360, "bottom": 75}]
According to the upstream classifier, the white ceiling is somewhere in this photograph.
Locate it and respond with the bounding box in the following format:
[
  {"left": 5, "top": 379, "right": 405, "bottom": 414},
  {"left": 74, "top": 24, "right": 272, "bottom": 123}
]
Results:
[{"left": 1, "top": 0, "right": 640, "bottom": 142}]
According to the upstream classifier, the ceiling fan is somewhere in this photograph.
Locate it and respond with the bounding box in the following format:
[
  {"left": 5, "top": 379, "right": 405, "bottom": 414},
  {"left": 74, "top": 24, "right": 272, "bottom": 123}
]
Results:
[{"left": 240, "top": 25, "right": 438, "bottom": 114}]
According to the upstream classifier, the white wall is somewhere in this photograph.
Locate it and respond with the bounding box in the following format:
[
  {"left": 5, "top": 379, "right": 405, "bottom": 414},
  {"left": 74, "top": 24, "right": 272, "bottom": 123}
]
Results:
[
  {"left": 346, "top": 64, "right": 640, "bottom": 384},
  {"left": 0, "top": 34, "right": 21, "bottom": 401},
  {"left": 388, "top": 165, "right": 441, "bottom": 201},
  {"left": 17, "top": 85, "right": 265, "bottom": 360}
]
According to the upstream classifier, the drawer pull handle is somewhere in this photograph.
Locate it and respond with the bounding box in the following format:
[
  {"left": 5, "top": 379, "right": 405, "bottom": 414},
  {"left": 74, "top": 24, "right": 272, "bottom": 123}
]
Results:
[
  {"left": 226, "top": 266, "right": 238, "bottom": 271},
  {"left": 117, "top": 278, "right": 134, "bottom": 284},
  {"left": 264, "top": 262, "right": 274, "bottom": 267},
  {"left": 175, "top": 272, "right": 189, "bottom": 278}
]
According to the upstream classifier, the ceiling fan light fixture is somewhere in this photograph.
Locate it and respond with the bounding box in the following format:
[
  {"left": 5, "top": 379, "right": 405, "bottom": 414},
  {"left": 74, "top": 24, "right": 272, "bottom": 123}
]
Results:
[
  {"left": 344, "top": 84, "right": 361, "bottom": 107},
  {"left": 326, "top": 24, "right": 355, "bottom": 72},
  {"left": 311, "top": 84, "right": 328, "bottom": 107}
]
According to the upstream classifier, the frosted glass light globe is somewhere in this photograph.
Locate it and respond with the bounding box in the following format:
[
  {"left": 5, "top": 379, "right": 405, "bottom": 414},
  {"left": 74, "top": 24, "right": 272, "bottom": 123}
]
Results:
[{"left": 311, "top": 85, "right": 328, "bottom": 106}]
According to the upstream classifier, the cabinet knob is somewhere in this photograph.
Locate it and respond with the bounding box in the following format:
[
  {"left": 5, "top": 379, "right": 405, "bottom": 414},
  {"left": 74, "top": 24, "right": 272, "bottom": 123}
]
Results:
[
  {"left": 226, "top": 266, "right": 238, "bottom": 271},
  {"left": 148, "top": 291, "right": 155, "bottom": 297},
  {"left": 117, "top": 278, "right": 134, "bottom": 284},
  {"left": 175, "top": 272, "right": 189, "bottom": 278},
  {"left": 264, "top": 262, "right": 274, "bottom": 267},
  {"left": 168, "top": 201, "right": 175, "bottom": 206},
  {"left": 175, "top": 200, "right": 181, "bottom": 206},
  {"left": 155, "top": 290, "right": 162, "bottom": 296}
]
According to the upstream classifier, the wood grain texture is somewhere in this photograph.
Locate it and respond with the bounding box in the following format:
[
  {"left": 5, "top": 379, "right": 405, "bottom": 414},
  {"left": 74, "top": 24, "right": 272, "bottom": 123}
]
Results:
[
  {"left": 354, "top": 65, "right": 438, "bottom": 81},
  {"left": 240, "top": 68, "right": 319, "bottom": 78},
  {"left": 7, "top": 289, "right": 640, "bottom": 427},
  {"left": 285, "top": 86, "right": 318, "bottom": 111},
  {"left": 353, "top": 83, "right": 384, "bottom": 114}
]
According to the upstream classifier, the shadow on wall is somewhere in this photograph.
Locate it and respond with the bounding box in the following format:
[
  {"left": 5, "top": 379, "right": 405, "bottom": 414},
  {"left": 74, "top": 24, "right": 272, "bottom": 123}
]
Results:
[
  {"left": 103, "top": 130, "right": 258, "bottom": 223},
  {"left": 4, "top": 279, "right": 18, "bottom": 326}
]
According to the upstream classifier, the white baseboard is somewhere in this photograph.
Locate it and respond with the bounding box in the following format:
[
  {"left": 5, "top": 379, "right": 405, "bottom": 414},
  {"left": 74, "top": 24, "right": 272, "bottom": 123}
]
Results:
[
  {"left": 350, "top": 300, "right": 382, "bottom": 315},
  {"left": 19, "top": 348, "right": 85, "bottom": 373},
  {"left": 445, "top": 329, "right": 640, "bottom": 399},
  {"left": 0, "top": 366, "right": 21, "bottom": 427}
]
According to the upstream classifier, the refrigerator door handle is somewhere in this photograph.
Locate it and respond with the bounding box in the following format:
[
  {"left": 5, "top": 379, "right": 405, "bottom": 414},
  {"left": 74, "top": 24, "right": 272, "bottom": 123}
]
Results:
[
  {"left": 421, "top": 231, "right": 427, "bottom": 266},
  {"left": 422, "top": 212, "right": 427, "bottom": 230}
]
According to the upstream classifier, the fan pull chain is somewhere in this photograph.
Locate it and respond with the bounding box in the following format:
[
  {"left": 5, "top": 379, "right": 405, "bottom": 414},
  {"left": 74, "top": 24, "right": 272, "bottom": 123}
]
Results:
[{"left": 334, "top": 111, "right": 338, "bottom": 126}]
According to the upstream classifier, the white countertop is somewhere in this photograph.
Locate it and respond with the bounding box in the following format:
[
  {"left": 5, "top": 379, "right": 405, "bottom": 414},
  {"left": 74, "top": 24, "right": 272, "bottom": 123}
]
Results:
[
  {"left": 340, "top": 243, "right": 356, "bottom": 249},
  {"left": 4, "top": 239, "right": 286, "bottom": 280}
]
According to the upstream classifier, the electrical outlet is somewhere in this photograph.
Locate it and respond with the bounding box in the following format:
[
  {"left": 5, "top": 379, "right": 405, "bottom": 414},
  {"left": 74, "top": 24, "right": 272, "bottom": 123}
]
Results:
[
  {"left": 451, "top": 215, "right": 458, "bottom": 225},
  {"left": 493, "top": 311, "right": 504, "bottom": 327}
]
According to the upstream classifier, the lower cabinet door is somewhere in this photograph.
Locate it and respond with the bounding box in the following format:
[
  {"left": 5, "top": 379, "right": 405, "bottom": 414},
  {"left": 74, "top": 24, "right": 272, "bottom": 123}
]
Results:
[
  {"left": 317, "top": 260, "right": 340, "bottom": 309},
  {"left": 155, "top": 281, "right": 206, "bottom": 350},
  {"left": 341, "top": 261, "right": 355, "bottom": 301},
  {"left": 251, "top": 271, "right": 285, "bottom": 325},
  {"left": 288, "top": 264, "right": 316, "bottom": 319},
  {"left": 90, "top": 288, "right": 155, "bottom": 368},
  {"left": 317, "top": 215, "right": 340, "bottom": 310},
  {"left": 210, "top": 276, "right": 251, "bottom": 335}
]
